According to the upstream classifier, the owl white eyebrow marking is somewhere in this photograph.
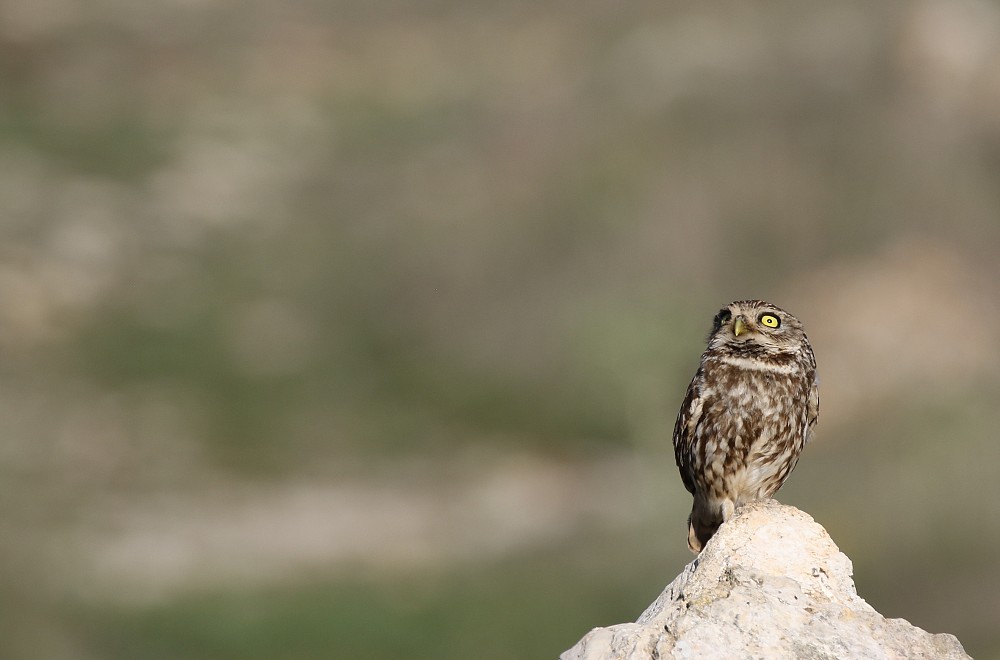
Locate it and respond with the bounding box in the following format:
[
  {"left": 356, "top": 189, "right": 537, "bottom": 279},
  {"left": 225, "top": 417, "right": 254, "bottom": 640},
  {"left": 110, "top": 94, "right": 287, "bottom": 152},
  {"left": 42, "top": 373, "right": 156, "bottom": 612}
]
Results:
[{"left": 715, "top": 355, "right": 800, "bottom": 374}]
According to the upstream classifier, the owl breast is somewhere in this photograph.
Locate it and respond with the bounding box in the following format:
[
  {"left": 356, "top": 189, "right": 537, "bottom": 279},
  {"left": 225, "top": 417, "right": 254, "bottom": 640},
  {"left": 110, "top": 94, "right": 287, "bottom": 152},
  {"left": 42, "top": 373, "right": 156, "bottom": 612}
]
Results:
[{"left": 692, "top": 360, "right": 811, "bottom": 504}]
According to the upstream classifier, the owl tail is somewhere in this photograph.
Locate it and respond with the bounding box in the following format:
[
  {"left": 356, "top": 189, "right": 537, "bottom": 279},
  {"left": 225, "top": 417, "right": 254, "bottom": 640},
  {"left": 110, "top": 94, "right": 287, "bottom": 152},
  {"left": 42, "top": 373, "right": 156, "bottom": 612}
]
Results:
[
  {"left": 687, "top": 501, "right": 726, "bottom": 553},
  {"left": 686, "top": 514, "right": 718, "bottom": 553}
]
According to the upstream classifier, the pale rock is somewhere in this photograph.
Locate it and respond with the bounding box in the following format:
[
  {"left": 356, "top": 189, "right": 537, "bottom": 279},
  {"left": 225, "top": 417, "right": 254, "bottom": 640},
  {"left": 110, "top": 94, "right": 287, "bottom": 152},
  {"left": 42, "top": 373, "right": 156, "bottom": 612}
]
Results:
[{"left": 562, "top": 500, "right": 969, "bottom": 660}]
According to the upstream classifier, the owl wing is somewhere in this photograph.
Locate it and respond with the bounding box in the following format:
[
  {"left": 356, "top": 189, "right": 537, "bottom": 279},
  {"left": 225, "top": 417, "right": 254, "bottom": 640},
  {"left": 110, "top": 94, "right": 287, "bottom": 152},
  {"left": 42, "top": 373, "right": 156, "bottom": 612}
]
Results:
[
  {"left": 672, "top": 371, "right": 705, "bottom": 496},
  {"left": 803, "top": 376, "right": 819, "bottom": 444}
]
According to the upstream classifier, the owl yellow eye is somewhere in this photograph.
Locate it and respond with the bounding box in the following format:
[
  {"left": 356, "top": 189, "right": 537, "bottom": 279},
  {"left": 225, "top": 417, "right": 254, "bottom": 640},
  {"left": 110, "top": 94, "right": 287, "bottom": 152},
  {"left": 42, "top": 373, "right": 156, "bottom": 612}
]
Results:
[{"left": 759, "top": 313, "right": 780, "bottom": 328}]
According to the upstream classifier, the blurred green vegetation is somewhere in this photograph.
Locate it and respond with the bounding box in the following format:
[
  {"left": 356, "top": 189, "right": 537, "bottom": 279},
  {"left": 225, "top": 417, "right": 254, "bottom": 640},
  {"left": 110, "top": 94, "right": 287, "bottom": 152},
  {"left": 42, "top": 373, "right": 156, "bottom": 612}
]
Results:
[
  {"left": 75, "top": 527, "right": 670, "bottom": 660},
  {"left": 0, "top": 0, "right": 999, "bottom": 658}
]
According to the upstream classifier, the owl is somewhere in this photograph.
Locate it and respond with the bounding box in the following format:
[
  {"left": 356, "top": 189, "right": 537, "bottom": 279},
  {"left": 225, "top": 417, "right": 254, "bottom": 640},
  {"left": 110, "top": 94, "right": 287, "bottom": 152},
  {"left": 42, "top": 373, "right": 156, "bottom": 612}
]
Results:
[{"left": 673, "top": 300, "right": 819, "bottom": 553}]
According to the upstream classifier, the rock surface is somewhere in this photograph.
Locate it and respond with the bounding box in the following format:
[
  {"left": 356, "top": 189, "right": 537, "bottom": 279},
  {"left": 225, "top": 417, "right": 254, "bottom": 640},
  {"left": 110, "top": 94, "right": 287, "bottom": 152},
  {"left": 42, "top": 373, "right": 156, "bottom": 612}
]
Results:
[{"left": 562, "top": 500, "right": 969, "bottom": 659}]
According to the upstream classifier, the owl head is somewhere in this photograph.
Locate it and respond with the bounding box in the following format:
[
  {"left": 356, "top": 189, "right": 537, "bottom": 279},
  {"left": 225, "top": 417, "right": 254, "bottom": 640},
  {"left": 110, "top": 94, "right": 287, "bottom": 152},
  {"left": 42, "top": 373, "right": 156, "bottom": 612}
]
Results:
[{"left": 706, "top": 299, "right": 808, "bottom": 354}]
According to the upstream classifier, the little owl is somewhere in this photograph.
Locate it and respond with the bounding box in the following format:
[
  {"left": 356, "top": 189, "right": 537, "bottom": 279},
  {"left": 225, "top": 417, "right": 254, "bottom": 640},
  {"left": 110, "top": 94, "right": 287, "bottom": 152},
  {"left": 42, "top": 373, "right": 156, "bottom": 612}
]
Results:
[{"left": 673, "top": 300, "right": 819, "bottom": 553}]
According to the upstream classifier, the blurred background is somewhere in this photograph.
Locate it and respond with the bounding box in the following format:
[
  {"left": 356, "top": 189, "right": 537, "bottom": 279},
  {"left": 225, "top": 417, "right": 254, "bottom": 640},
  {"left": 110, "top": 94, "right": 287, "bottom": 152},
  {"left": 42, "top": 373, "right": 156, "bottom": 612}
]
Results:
[{"left": 1, "top": 0, "right": 999, "bottom": 657}]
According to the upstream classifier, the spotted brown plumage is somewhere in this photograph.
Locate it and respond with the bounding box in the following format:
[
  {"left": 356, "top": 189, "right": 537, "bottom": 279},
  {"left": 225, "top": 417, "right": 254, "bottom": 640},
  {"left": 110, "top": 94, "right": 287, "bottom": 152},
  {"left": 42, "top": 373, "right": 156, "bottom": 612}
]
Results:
[{"left": 673, "top": 300, "right": 819, "bottom": 553}]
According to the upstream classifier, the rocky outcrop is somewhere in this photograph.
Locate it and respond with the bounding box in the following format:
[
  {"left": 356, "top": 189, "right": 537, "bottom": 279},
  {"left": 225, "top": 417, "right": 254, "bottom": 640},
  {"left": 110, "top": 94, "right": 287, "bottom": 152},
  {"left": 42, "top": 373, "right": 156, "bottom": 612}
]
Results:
[{"left": 562, "top": 500, "right": 969, "bottom": 659}]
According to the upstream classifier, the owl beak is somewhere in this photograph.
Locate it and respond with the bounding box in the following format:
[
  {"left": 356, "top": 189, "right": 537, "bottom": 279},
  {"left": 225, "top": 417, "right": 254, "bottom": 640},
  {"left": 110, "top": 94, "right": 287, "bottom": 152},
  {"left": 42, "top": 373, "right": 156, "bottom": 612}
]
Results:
[{"left": 733, "top": 316, "right": 749, "bottom": 337}]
